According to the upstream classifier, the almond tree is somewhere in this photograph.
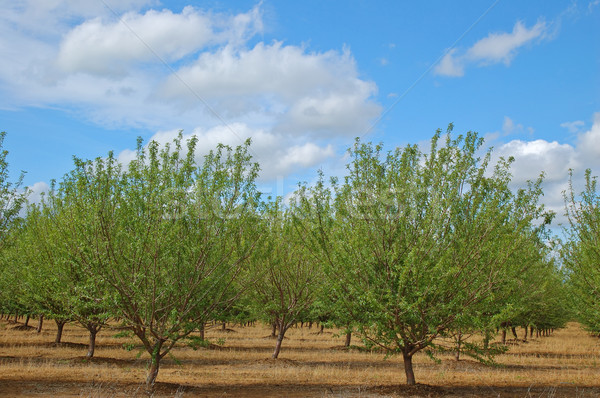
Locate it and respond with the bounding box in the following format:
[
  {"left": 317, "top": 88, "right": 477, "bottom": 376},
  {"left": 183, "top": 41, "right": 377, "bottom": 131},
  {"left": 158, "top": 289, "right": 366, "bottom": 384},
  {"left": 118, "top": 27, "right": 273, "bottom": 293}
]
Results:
[
  {"left": 0, "top": 132, "right": 27, "bottom": 249},
  {"left": 563, "top": 169, "right": 600, "bottom": 333},
  {"left": 247, "top": 199, "right": 323, "bottom": 359},
  {"left": 53, "top": 135, "right": 263, "bottom": 389},
  {"left": 297, "top": 127, "right": 550, "bottom": 385},
  {"left": 17, "top": 201, "right": 109, "bottom": 356},
  {"left": 0, "top": 131, "right": 28, "bottom": 319}
]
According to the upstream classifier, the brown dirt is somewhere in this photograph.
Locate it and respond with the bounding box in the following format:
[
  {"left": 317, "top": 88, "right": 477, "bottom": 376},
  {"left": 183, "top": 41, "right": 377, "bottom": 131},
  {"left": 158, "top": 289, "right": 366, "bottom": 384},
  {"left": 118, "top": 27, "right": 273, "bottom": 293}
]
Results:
[
  {"left": 1, "top": 321, "right": 600, "bottom": 397},
  {"left": 2, "top": 380, "right": 600, "bottom": 397}
]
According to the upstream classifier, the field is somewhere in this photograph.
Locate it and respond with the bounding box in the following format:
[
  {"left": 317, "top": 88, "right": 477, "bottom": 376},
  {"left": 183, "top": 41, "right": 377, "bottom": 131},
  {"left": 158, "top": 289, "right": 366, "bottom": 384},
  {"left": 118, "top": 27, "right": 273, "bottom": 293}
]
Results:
[{"left": 1, "top": 319, "right": 600, "bottom": 397}]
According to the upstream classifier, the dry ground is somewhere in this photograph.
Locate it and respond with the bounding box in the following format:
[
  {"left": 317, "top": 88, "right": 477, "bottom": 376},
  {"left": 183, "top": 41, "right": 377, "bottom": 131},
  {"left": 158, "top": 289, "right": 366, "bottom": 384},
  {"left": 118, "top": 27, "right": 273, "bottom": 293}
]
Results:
[{"left": 1, "top": 319, "right": 600, "bottom": 397}]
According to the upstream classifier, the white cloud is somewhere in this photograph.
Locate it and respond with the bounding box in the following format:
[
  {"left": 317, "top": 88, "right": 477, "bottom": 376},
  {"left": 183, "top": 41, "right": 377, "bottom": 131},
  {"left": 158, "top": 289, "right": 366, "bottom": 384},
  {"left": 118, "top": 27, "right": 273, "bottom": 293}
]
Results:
[
  {"left": 492, "top": 139, "right": 576, "bottom": 225},
  {"left": 502, "top": 116, "right": 522, "bottom": 135},
  {"left": 496, "top": 139, "right": 577, "bottom": 184},
  {"left": 0, "top": 2, "right": 380, "bottom": 182},
  {"left": 488, "top": 113, "right": 600, "bottom": 226},
  {"left": 500, "top": 116, "right": 534, "bottom": 136},
  {"left": 158, "top": 42, "right": 380, "bottom": 136},
  {"left": 2, "top": 0, "right": 156, "bottom": 38},
  {"left": 160, "top": 43, "right": 357, "bottom": 102},
  {"left": 279, "top": 142, "right": 334, "bottom": 170},
  {"left": 576, "top": 112, "right": 600, "bottom": 163},
  {"left": 117, "top": 124, "right": 335, "bottom": 182},
  {"left": 435, "top": 20, "right": 548, "bottom": 77},
  {"left": 434, "top": 49, "right": 464, "bottom": 77},
  {"left": 466, "top": 21, "right": 547, "bottom": 65},
  {"left": 56, "top": 5, "right": 263, "bottom": 76},
  {"left": 26, "top": 181, "right": 50, "bottom": 205},
  {"left": 561, "top": 120, "right": 585, "bottom": 134}
]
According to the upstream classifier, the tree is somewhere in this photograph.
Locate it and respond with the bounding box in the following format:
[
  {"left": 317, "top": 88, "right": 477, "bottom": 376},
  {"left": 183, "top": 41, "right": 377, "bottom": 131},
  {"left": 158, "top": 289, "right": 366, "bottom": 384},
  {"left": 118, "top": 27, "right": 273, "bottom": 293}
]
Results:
[
  {"left": 0, "top": 131, "right": 28, "bottom": 319},
  {"left": 443, "top": 231, "right": 567, "bottom": 360},
  {"left": 9, "top": 206, "right": 72, "bottom": 343},
  {"left": 0, "top": 131, "right": 27, "bottom": 250},
  {"left": 18, "top": 200, "right": 110, "bottom": 356},
  {"left": 247, "top": 199, "right": 323, "bottom": 359},
  {"left": 297, "top": 127, "right": 550, "bottom": 385},
  {"left": 53, "top": 135, "right": 263, "bottom": 389},
  {"left": 563, "top": 169, "right": 600, "bottom": 333}
]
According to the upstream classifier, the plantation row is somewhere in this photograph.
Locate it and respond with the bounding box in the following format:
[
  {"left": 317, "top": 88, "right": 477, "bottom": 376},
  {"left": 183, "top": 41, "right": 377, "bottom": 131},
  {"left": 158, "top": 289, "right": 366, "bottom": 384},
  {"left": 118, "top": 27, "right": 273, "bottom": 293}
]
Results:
[{"left": 0, "top": 127, "right": 598, "bottom": 391}]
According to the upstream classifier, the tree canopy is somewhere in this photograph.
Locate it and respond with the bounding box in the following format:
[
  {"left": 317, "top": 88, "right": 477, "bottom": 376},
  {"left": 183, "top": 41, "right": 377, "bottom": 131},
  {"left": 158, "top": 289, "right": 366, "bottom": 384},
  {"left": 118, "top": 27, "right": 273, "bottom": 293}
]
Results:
[{"left": 294, "top": 127, "right": 554, "bottom": 384}]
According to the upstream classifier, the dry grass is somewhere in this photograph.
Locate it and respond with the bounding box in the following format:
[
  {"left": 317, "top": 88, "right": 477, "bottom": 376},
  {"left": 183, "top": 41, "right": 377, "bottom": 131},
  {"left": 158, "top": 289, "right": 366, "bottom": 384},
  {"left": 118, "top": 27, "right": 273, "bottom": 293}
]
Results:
[{"left": 1, "top": 318, "right": 600, "bottom": 397}]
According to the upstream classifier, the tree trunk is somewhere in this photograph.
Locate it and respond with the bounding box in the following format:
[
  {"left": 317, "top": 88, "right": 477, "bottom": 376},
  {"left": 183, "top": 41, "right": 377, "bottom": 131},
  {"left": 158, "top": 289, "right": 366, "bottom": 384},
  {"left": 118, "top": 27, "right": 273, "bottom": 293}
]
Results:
[
  {"left": 37, "top": 315, "right": 44, "bottom": 333},
  {"left": 146, "top": 358, "right": 160, "bottom": 391},
  {"left": 483, "top": 330, "right": 491, "bottom": 351},
  {"left": 344, "top": 331, "right": 352, "bottom": 347},
  {"left": 272, "top": 327, "right": 286, "bottom": 359},
  {"left": 24, "top": 315, "right": 30, "bottom": 327},
  {"left": 199, "top": 323, "right": 205, "bottom": 341},
  {"left": 523, "top": 326, "right": 527, "bottom": 341},
  {"left": 318, "top": 324, "right": 324, "bottom": 334},
  {"left": 145, "top": 340, "right": 164, "bottom": 391},
  {"left": 86, "top": 324, "right": 101, "bottom": 359},
  {"left": 221, "top": 322, "right": 226, "bottom": 331},
  {"left": 455, "top": 331, "right": 462, "bottom": 361},
  {"left": 402, "top": 351, "right": 416, "bottom": 385},
  {"left": 501, "top": 329, "right": 507, "bottom": 344},
  {"left": 270, "top": 322, "right": 277, "bottom": 338},
  {"left": 511, "top": 327, "right": 518, "bottom": 340},
  {"left": 55, "top": 320, "right": 66, "bottom": 343}
]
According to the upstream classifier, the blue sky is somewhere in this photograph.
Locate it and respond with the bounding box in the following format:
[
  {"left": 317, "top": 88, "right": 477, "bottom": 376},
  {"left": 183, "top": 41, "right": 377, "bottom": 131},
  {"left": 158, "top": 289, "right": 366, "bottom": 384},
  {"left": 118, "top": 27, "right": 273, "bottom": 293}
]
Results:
[{"left": 1, "top": 0, "right": 599, "bottom": 223}]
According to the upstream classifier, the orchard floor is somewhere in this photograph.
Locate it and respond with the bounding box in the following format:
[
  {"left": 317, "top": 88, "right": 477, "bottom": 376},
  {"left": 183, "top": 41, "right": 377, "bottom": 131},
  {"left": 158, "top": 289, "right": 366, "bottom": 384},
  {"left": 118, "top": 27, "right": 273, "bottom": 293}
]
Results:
[{"left": 1, "top": 320, "right": 600, "bottom": 397}]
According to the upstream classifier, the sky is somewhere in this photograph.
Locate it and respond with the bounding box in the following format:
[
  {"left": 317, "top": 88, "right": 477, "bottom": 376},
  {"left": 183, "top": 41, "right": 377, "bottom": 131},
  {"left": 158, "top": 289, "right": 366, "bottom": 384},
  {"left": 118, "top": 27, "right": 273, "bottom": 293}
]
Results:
[{"left": 0, "top": 0, "right": 599, "bottom": 226}]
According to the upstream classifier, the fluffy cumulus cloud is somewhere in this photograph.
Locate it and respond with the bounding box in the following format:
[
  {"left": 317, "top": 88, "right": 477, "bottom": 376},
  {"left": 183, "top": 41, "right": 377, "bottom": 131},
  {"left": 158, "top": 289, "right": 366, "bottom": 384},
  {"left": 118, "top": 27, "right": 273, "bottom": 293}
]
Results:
[
  {"left": 495, "top": 139, "right": 577, "bottom": 185},
  {"left": 56, "top": 6, "right": 263, "bottom": 76},
  {"left": 576, "top": 112, "right": 600, "bottom": 161},
  {"left": 2, "top": 0, "right": 156, "bottom": 36},
  {"left": 435, "top": 20, "right": 548, "bottom": 77},
  {"left": 489, "top": 113, "right": 600, "bottom": 225},
  {"left": 0, "top": 1, "right": 379, "bottom": 182},
  {"left": 435, "top": 49, "right": 465, "bottom": 77},
  {"left": 25, "top": 181, "right": 50, "bottom": 205},
  {"left": 158, "top": 43, "right": 380, "bottom": 135}
]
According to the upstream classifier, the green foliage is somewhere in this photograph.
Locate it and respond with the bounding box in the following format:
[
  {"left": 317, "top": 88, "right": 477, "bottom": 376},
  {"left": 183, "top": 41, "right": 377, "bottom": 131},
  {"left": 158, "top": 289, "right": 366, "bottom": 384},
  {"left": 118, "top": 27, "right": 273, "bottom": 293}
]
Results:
[
  {"left": 0, "top": 131, "right": 28, "bottom": 248},
  {"left": 0, "top": 126, "right": 574, "bottom": 387},
  {"left": 246, "top": 198, "right": 323, "bottom": 357},
  {"left": 563, "top": 169, "right": 600, "bottom": 333},
  {"left": 295, "top": 126, "right": 552, "bottom": 384},
  {"left": 0, "top": 131, "right": 29, "bottom": 316},
  {"left": 46, "top": 133, "right": 263, "bottom": 386}
]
